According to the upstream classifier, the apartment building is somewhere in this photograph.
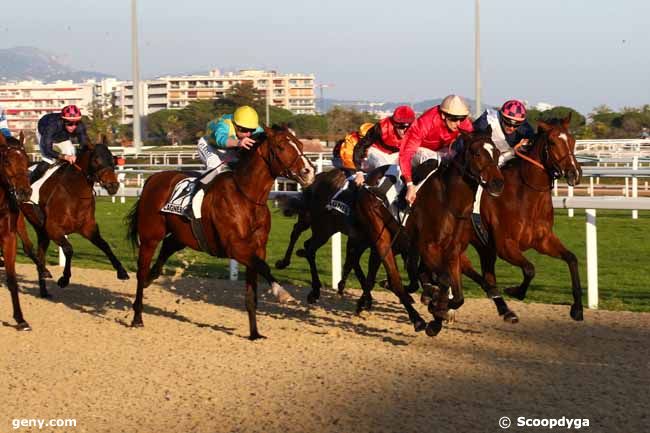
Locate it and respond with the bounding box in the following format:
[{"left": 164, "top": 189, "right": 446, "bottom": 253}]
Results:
[
  {"left": 118, "top": 68, "right": 316, "bottom": 124},
  {"left": 0, "top": 80, "right": 96, "bottom": 133}
]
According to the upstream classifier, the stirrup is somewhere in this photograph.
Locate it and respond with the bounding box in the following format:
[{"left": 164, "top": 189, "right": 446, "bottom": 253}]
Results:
[{"left": 471, "top": 213, "right": 489, "bottom": 245}]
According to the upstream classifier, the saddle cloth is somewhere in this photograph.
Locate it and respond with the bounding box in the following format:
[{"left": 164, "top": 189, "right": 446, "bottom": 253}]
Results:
[
  {"left": 29, "top": 164, "right": 64, "bottom": 205},
  {"left": 161, "top": 177, "right": 204, "bottom": 218}
]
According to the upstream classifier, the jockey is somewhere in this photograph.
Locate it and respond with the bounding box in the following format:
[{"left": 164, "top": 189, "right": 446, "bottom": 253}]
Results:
[
  {"left": 0, "top": 104, "right": 11, "bottom": 138},
  {"left": 197, "top": 105, "right": 263, "bottom": 173},
  {"left": 328, "top": 106, "right": 414, "bottom": 215},
  {"left": 352, "top": 105, "right": 416, "bottom": 185},
  {"left": 32, "top": 105, "right": 89, "bottom": 181},
  {"left": 401, "top": 94, "right": 474, "bottom": 206},
  {"left": 332, "top": 122, "right": 374, "bottom": 172},
  {"left": 473, "top": 99, "right": 535, "bottom": 167}
]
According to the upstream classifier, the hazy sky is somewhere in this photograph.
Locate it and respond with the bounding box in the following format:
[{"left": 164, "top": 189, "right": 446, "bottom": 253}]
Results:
[{"left": 4, "top": 0, "right": 649, "bottom": 114}]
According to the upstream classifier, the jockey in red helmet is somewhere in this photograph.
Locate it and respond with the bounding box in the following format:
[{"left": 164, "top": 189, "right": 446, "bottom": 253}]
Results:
[
  {"left": 31, "top": 105, "right": 90, "bottom": 182},
  {"left": 352, "top": 105, "right": 416, "bottom": 186}
]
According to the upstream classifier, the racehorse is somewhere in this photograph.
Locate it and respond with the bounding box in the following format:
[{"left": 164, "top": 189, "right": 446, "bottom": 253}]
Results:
[
  {"left": 0, "top": 133, "right": 34, "bottom": 330},
  {"left": 126, "top": 126, "right": 315, "bottom": 340},
  {"left": 464, "top": 115, "right": 584, "bottom": 321},
  {"left": 18, "top": 137, "right": 128, "bottom": 298},
  {"left": 355, "top": 129, "right": 504, "bottom": 336}
]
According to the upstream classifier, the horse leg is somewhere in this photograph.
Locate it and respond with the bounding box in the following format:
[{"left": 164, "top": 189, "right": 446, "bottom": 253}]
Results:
[
  {"left": 2, "top": 231, "right": 30, "bottom": 330},
  {"left": 132, "top": 238, "right": 159, "bottom": 327},
  {"left": 534, "top": 233, "right": 583, "bottom": 321},
  {"left": 275, "top": 215, "right": 309, "bottom": 269},
  {"left": 53, "top": 235, "right": 74, "bottom": 288},
  {"left": 467, "top": 247, "right": 518, "bottom": 323},
  {"left": 80, "top": 222, "right": 129, "bottom": 280},
  {"left": 145, "top": 236, "right": 185, "bottom": 287},
  {"left": 244, "top": 266, "right": 264, "bottom": 340},
  {"left": 338, "top": 238, "right": 366, "bottom": 296},
  {"left": 380, "top": 242, "right": 426, "bottom": 333},
  {"left": 35, "top": 230, "right": 51, "bottom": 298},
  {"left": 499, "top": 240, "right": 536, "bottom": 301},
  {"left": 16, "top": 212, "right": 51, "bottom": 279},
  {"left": 356, "top": 248, "right": 379, "bottom": 314},
  {"left": 302, "top": 232, "right": 330, "bottom": 304}
]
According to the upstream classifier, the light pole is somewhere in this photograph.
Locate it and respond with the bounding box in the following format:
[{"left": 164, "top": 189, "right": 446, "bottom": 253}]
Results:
[
  {"left": 131, "top": 0, "right": 142, "bottom": 151},
  {"left": 315, "top": 83, "right": 333, "bottom": 114},
  {"left": 474, "top": 0, "right": 481, "bottom": 118}
]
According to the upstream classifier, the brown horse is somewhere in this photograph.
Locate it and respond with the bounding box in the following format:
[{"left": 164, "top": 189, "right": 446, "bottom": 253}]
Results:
[
  {"left": 126, "top": 126, "right": 315, "bottom": 340},
  {"left": 464, "top": 115, "right": 584, "bottom": 321},
  {"left": 0, "top": 133, "right": 34, "bottom": 330},
  {"left": 19, "top": 138, "right": 127, "bottom": 298},
  {"left": 356, "top": 129, "right": 504, "bottom": 336}
]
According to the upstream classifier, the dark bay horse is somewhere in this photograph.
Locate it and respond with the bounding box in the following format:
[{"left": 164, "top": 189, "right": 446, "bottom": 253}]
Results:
[
  {"left": 18, "top": 138, "right": 128, "bottom": 298},
  {"left": 465, "top": 115, "right": 584, "bottom": 321},
  {"left": 356, "top": 129, "right": 504, "bottom": 336},
  {"left": 0, "top": 134, "right": 34, "bottom": 330},
  {"left": 126, "top": 126, "right": 315, "bottom": 340}
]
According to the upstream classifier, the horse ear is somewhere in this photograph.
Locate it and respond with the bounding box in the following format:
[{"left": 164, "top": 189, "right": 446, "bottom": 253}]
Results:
[
  {"left": 0, "top": 134, "right": 6, "bottom": 146},
  {"left": 19, "top": 131, "right": 25, "bottom": 146},
  {"left": 562, "top": 113, "right": 572, "bottom": 129},
  {"left": 537, "top": 120, "right": 551, "bottom": 132},
  {"left": 485, "top": 124, "right": 492, "bottom": 135},
  {"left": 101, "top": 134, "right": 108, "bottom": 146}
]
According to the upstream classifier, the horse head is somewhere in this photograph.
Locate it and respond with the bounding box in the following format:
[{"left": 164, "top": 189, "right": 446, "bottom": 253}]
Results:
[
  {"left": 81, "top": 136, "right": 120, "bottom": 195},
  {"left": 259, "top": 126, "right": 315, "bottom": 187},
  {"left": 537, "top": 115, "right": 582, "bottom": 186},
  {"left": 0, "top": 132, "right": 32, "bottom": 203},
  {"left": 458, "top": 126, "right": 505, "bottom": 197}
]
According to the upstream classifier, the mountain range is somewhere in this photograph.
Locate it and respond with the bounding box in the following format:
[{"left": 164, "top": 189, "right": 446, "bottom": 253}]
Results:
[
  {"left": 0, "top": 46, "right": 491, "bottom": 112},
  {"left": 0, "top": 46, "right": 110, "bottom": 82}
]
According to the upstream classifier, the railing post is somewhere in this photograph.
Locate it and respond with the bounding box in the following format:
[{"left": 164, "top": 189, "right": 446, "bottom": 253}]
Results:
[
  {"left": 317, "top": 153, "right": 323, "bottom": 173},
  {"left": 568, "top": 185, "right": 574, "bottom": 217},
  {"left": 632, "top": 156, "right": 638, "bottom": 219},
  {"left": 229, "top": 260, "right": 239, "bottom": 281},
  {"left": 331, "top": 232, "right": 341, "bottom": 288},
  {"left": 586, "top": 209, "right": 598, "bottom": 309},
  {"left": 589, "top": 177, "right": 594, "bottom": 197}
]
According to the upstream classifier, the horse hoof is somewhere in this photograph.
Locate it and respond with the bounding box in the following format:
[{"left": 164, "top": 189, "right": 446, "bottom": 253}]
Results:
[
  {"left": 448, "top": 298, "right": 464, "bottom": 310},
  {"left": 117, "top": 270, "right": 130, "bottom": 280},
  {"left": 414, "top": 319, "right": 427, "bottom": 332},
  {"left": 249, "top": 333, "right": 267, "bottom": 341},
  {"left": 406, "top": 283, "right": 419, "bottom": 294},
  {"left": 570, "top": 305, "right": 584, "bottom": 321},
  {"left": 337, "top": 281, "right": 346, "bottom": 295},
  {"left": 503, "top": 311, "right": 519, "bottom": 324},
  {"left": 504, "top": 286, "right": 525, "bottom": 300},
  {"left": 278, "top": 291, "right": 297, "bottom": 305},
  {"left": 17, "top": 321, "right": 32, "bottom": 331},
  {"left": 275, "top": 259, "right": 289, "bottom": 269},
  {"left": 306, "top": 291, "right": 319, "bottom": 304},
  {"left": 296, "top": 249, "right": 306, "bottom": 258},
  {"left": 445, "top": 309, "right": 457, "bottom": 324},
  {"left": 425, "top": 320, "right": 443, "bottom": 337},
  {"left": 57, "top": 277, "right": 70, "bottom": 288},
  {"left": 131, "top": 320, "right": 144, "bottom": 328},
  {"left": 406, "top": 294, "right": 415, "bottom": 304},
  {"left": 41, "top": 269, "right": 53, "bottom": 279},
  {"left": 39, "top": 290, "right": 51, "bottom": 299}
]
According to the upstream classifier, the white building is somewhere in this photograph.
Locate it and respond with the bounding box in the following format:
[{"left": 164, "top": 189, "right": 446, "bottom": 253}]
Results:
[{"left": 117, "top": 68, "right": 316, "bottom": 125}]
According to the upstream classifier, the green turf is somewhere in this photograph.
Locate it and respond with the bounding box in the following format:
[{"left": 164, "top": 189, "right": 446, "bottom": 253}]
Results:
[{"left": 18, "top": 197, "right": 650, "bottom": 312}]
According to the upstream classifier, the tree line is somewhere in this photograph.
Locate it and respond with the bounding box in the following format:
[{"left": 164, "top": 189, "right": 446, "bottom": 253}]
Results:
[{"left": 80, "top": 83, "right": 650, "bottom": 146}]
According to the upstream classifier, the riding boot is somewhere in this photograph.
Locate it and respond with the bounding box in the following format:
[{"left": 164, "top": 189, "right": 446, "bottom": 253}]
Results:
[
  {"left": 30, "top": 161, "right": 51, "bottom": 184},
  {"left": 471, "top": 213, "right": 490, "bottom": 245}
]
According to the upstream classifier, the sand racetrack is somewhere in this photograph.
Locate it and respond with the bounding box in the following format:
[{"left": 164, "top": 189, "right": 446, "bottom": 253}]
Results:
[{"left": 1, "top": 263, "right": 648, "bottom": 433}]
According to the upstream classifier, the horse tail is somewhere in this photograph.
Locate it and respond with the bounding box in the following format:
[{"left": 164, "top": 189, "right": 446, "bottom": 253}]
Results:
[
  {"left": 276, "top": 192, "right": 307, "bottom": 218},
  {"left": 125, "top": 199, "right": 140, "bottom": 249}
]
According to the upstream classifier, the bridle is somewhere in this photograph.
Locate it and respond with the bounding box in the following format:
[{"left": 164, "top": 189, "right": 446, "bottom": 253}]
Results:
[
  {"left": 517, "top": 129, "right": 576, "bottom": 192},
  {"left": 235, "top": 131, "right": 312, "bottom": 207},
  {"left": 0, "top": 144, "right": 29, "bottom": 199}
]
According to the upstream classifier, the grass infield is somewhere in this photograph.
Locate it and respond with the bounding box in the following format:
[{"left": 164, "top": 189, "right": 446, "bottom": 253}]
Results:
[{"left": 20, "top": 197, "right": 650, "bottom": 312}]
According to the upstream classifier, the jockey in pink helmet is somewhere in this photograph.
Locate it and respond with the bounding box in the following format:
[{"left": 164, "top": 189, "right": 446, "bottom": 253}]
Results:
[{"left": 473, "top": 99, "right": 535, "bottom": 167}]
